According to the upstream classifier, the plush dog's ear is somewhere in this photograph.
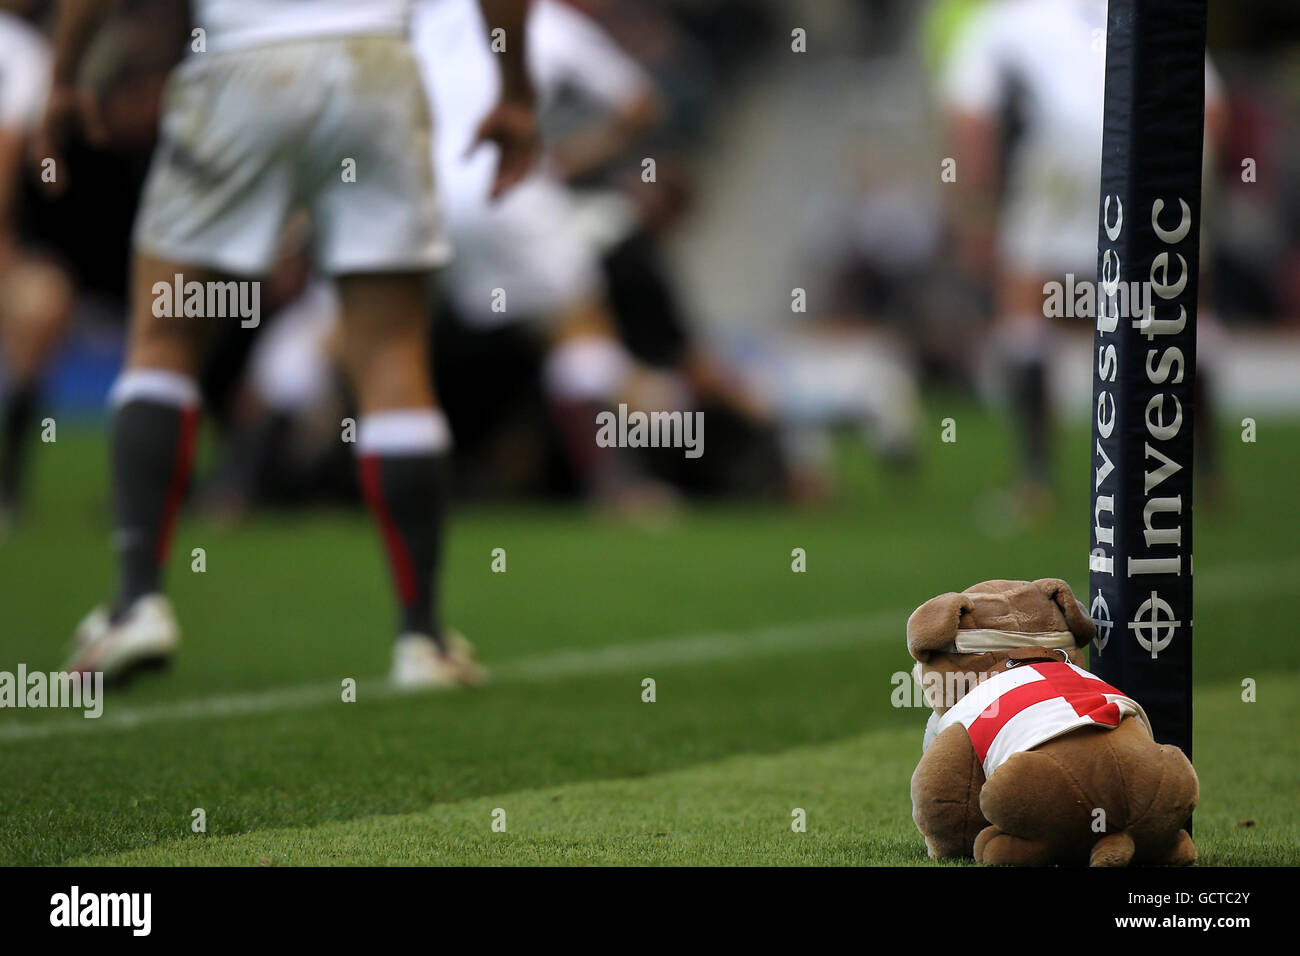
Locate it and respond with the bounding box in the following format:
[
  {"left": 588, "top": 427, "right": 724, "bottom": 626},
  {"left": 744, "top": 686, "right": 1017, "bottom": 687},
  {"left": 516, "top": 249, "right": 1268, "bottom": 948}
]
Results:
[
  {"left": 1033, "top": 578, "right": 1096, "bottom": 646},
  {"left": 907, "top": 592, "right": 974, "bottom": 662}
]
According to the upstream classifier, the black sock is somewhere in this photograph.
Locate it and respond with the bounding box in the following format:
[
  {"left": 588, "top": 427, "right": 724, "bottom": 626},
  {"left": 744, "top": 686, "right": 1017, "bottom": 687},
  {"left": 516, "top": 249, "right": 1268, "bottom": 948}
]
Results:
[
  {"left": 1008, "top": 356, "right": 1050, "bottom": 484},
  {"left": 110, "top": 398, "right": 200, "bottom": 621},
  {"left": 0, "top": 381, "right": 40, "bottom": 511},
  {"left": 358, "top": 452, "right": 447, "bottom": 646}
]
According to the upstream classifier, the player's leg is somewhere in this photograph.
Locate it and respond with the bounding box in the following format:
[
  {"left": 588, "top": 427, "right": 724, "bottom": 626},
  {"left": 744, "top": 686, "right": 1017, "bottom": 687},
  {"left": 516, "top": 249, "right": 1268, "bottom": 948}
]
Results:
[
  {"left": 543, "top": 296, "right": 632, "bottom": 496},
  {"left": 995, "top": 273, "right": 1054, "bottom": 493},
  {"left": 308, "top": 34, "right": 488, "bottom": 685},
  {"left": 334, "top": 271, "right": 481, "bottom": 687},
  {"left": 68, "top": 40, "right": 302, "bottom": 679},
  {"left": 106, "top": 252, "right": 216, "bottom": 617},
  {"left": 207, "top": 275, "right": 339, "bottom": 518},
  {"left": 0, "top": 256, "right": 74, "bottom": 524},
  {"left": 335, "top": 269, "right": 441, "bottom": 640},
  {"left": 544, "top": 299, "right": 685, "bottom": 515},
  {"left": 68, "top": 251, "right": 216, "bottom": 678},
  {"left": 437, "top": 180, "right": 639, "bottom": 502}
]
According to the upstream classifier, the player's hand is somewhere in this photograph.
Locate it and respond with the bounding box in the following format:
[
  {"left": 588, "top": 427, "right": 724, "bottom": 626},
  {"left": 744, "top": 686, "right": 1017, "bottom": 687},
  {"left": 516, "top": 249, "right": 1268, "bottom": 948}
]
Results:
[
  {"left": 470, "top": 96, "right": 540, "bottom": 201},
  {"left": 32, "top": 81, "right": 108, "bottom": 193}
]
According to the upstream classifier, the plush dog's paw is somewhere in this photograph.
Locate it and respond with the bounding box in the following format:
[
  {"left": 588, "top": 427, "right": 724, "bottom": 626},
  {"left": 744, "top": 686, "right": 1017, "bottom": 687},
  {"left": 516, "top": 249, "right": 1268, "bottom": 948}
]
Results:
[
  {"left": 1164, "top": 829, "right": 1197, "bottom": 866},
  {"left": 973, "top": 825, "right": 1055, "bottom": 866},
  {"left": 1089, "top": 832, "right": 1136, "bottom": 866}
]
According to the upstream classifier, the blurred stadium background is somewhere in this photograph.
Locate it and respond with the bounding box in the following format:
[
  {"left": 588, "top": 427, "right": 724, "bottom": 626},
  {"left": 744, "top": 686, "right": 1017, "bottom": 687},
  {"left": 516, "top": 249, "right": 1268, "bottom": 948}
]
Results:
[{"left": 0, "top": 0, "right": 1297, "bottom": 865}]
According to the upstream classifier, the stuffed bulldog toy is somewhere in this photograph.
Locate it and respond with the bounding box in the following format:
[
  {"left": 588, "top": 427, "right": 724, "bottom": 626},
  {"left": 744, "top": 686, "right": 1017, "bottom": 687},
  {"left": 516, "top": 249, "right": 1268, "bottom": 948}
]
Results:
[{"left": 907, "top": 578, "right": 1198, "bottom": 866}]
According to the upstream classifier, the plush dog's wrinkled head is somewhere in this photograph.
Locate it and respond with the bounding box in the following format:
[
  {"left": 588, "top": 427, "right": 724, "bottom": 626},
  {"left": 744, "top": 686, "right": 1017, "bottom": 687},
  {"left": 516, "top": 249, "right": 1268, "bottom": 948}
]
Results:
[{"left": 907, "top": 579, "right": 1096, "bottom": 713}]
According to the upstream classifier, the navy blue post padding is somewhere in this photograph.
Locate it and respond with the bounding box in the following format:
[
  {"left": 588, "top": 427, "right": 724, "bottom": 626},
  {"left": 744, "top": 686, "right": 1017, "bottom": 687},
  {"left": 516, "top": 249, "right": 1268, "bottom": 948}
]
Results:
[{"left": 1089, "top": 0, "right": 1207, "bottom": 768}]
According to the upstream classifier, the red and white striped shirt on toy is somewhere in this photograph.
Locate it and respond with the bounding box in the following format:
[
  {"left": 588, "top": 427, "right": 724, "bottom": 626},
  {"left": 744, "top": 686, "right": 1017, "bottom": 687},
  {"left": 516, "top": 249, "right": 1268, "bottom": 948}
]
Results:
[{"left": 935, "top": 661, "right": 1153, "bottom": 777}]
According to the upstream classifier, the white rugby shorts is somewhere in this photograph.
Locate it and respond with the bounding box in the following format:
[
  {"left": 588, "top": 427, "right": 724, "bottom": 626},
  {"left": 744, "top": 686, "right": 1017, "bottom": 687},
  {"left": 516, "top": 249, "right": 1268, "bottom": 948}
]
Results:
[{"left": 134, "top": 36, "right": 450, "bottom": 276}]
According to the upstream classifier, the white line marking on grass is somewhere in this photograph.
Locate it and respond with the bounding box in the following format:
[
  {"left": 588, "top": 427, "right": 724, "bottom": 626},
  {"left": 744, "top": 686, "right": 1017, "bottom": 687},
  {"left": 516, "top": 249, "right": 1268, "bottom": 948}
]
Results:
[
  {"left": 0, "top": 611, "right": 899, "bottom": 742},
  {"left": 4, "top": 558, "right": 1296, "bottom": 743},
  {"left": 495, "top": 611, "right": 894, "bottom": 681}
]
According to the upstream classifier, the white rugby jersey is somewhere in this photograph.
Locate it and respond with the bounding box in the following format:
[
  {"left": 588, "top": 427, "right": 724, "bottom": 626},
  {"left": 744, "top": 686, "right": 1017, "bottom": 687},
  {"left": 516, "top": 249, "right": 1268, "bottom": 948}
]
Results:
[
  {"left": 194, "top": 0, "right": 412, "bottom": 53},
  {"left": 934, "top": 661, "right": 1152, "bottom": 777}
]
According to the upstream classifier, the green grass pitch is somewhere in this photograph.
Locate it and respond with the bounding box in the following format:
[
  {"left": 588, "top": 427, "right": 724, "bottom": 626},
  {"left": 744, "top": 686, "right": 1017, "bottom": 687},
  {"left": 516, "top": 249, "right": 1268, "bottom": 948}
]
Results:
[{"left": 1, "top": 397, "right": 1297, "bottom": 866}]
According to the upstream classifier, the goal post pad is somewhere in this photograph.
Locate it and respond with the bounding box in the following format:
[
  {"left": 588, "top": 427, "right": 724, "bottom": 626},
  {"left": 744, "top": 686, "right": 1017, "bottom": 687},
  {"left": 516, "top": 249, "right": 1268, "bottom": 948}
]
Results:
[{"left": 1089, "top": 0, "right": 1208, "bottom": 767}]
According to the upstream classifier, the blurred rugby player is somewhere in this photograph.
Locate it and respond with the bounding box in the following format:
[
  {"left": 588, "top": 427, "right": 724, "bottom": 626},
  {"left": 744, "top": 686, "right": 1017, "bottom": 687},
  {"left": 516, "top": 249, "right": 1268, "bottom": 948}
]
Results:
[
  {"left": 415, "top": 0, "right": 667, "bottom": 506},
  {"left": 0, "top": 1, "right": 73, "bottom": 530},
  {"left": 941, "top": 0, "right": 1225, "bottom": 511},
  {"left": 42, "top": 0, "right": 539, "bottom": 687}
]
